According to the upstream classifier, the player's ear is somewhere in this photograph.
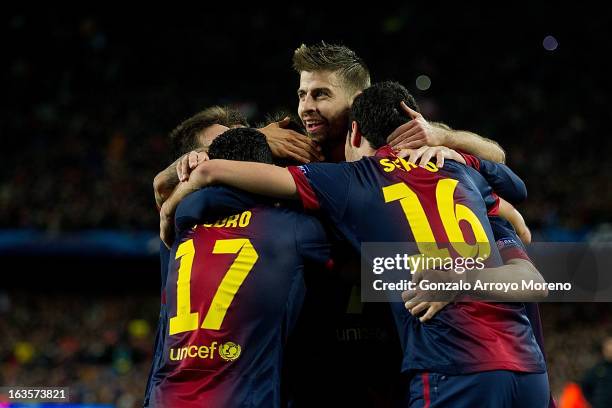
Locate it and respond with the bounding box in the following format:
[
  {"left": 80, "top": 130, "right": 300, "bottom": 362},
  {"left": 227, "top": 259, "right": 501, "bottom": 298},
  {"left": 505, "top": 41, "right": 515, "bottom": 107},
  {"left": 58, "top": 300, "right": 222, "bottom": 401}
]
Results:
[{"left": 351, "top": 121, "right": 362, "bottom": 148}]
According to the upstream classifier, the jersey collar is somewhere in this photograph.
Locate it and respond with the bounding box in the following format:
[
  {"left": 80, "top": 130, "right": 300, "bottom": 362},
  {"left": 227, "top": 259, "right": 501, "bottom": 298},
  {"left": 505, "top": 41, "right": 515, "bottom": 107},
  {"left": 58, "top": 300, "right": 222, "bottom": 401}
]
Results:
[{"left": 374, "top": 144, "right": 396, "bottom": 158}]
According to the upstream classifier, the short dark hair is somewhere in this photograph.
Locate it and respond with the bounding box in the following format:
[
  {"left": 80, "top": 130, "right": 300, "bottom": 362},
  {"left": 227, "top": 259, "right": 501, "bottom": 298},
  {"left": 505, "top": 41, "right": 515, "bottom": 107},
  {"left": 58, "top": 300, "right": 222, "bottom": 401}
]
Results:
[
  {"left": 256, "top": 109, "right": 306, "bottom": 134},
  {"left": 293, "top": 42, "right": 370, "bottom": 95},
  {"left": 169, "top": 106, "right": 248, "bottom": 156},
  {"left": 208, "top": 128, "right": 273, "bottom": 164},
  {"left": 349, "top": 81, "right": 419, "bottom": 149}
]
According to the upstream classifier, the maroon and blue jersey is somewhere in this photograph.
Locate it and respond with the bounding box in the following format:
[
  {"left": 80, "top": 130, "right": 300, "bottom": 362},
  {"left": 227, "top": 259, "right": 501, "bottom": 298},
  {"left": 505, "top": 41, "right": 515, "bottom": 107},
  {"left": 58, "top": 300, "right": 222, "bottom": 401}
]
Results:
[
  {"left": 143, "top": 242, "right": 170, "bottom": 405},
  {"left": 490, "top": 215, "right": 556, "bottom": 408},
  {"left": 287, "top": 145, "right": 545, "bottom": 375},
  {"left": 146, "top": 187, "right": 330, "bottom": 407},
  {"left": 489, "top": 215, "right": 549, "bottom": 370}
]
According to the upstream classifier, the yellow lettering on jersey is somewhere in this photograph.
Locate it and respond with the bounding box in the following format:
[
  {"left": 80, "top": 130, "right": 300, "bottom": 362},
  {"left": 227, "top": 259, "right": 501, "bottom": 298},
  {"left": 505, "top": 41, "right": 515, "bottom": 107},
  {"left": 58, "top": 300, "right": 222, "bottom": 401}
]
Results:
[
  {"left": 213, "top": 217, "right": 227, "bottom": 227},
  {"left": 379, "top": 157, "right": 439, "bottom": 174},
  {"left": 197, "top": 345, "right": 210, "bottom": 359},
  {"left": 424, "top": 162, "right": 439, "bottom": 172},
  {"left": 379, "top": 159, "right": 396, "bottom": 173},
  {"left": 238, "top": 211, "right": 251, "bottom": 227},
  {"left": 379, "top": 157, "right": 419, "bottom": 173},
  {"left": 225, "top": 214, "right": 240, "bottom": 228},
  {"left": 201, "top": 211, "right": 252, "bottom": 228},
  {"left": 398, "top": 157, "right": 418, "bottom": 172}
]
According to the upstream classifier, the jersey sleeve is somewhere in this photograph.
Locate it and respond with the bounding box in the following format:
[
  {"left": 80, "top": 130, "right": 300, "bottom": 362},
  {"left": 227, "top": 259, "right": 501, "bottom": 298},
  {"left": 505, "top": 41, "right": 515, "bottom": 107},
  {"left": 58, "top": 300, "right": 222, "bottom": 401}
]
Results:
[
  {"left": 159, "top": 241, "right": 170, "bottom": 304},
  {"left": 460, "top": 152, "right": 527, "bottom": 204},
  {"left": 462, "top": 165, "right": 500, "bottom": 216},
  {"left": 489, "top": 216, "right": 548, "bottom": 370},
  {"left": 294, "top": 214, "right": 333, "bottom": 267},
  {"left": 287, "top": 162, "right": 352, "bottom": 222},
  {"left": 489, "top": 215, "right": 531, "bottom": 262},
  {"left": 175, "top": 186, "right": 267, "bottom": 231}
]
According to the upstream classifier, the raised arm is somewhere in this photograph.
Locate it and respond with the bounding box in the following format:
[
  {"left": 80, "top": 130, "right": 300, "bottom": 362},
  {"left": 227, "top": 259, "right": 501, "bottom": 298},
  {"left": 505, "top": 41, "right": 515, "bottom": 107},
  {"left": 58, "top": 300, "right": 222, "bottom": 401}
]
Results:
[
  {"left": 403, "top": 257, "right": 547, "bottom": 312},
  {"left": 469, "top": 216, "right": 543, "bottom": 301},
  {"left": 401, "top": 257, "right": 547, "bottom": 322},
  {"left": 153, "top": 161, "right": 181, "bottom": 209},
  {"left": 153, "top": 150, "right": 209, "bottom": 208},
  {"left": 193, "top": 160, "right": 298, "bottom": 199},
  {"left": 393, "top": 145, "right": 525, "bottom": 205},
  {"left": 387, "top": 101, "right": 506, "bottom": 163},
  {"left": 498, "top": 198, "right": 531, "bottom": 244},
  {"left": 161, "top": 160, "right": 298, "bottom": 231},
  {"left": 174, "top": 187, "right": 265, "bottom": 231},
  {"left": 402, "top": 215, "right": 542, "bottom": 321},
  {"left": 160, "top": 185, "right": 266, "bottom": 248},
  {"left": 469, "top": 258, "right": 547, "bottom": 301}
]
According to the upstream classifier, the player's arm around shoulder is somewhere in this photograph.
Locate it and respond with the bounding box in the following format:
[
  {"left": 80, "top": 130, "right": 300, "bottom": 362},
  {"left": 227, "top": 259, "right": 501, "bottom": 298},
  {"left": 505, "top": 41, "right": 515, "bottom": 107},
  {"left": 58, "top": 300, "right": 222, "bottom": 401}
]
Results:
[
  {"left": 395, "top": 145, "right": 466, "bottom": 168},
  {"left": 189, "top": 159, "right": 299, "bottom": 199},
  {"left": 436, "top": 124, "right": 506, "bottom": 164},
  {"left": 469, "top": 246, "right": 547, "bottom": 301},
  {"left": 387, "top": 101, "right": 506, "bottom": 163},
  {"left": 498, "top": 198, "right": 531, "bottom": 244},
  {"left": 161, "top": 160, "right": 295, "bottom": 229},
  {"left": 153, "top": 150, "right": 209, "bottom": 208}
]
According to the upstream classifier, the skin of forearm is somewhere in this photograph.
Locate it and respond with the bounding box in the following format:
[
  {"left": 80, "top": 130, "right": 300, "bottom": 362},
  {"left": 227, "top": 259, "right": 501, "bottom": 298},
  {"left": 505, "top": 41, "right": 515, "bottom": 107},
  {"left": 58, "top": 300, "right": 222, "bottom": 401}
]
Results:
[
  {"left": 191, "top": 160, "right": 299, "bottom": 200},
  {"left": 432, "top": 123, "right": 506, "bottom": 163},
  {"left": 448, "top": 131, "right": 505, "bottom": 163},
  {"left": 161, "top": 160, "right": 300, "bottom": 230},
  {"left": 160, "top": 180, "right": 201, "bottom": 222},
  {"left": 498, "top": 199, "right": 529, "bottom": 237},
  {"left": 469, "top": 259, "right": 547, "bottom": 301},
  {"left": 153, "top": 160, "right": 181, "bottom": 207}
]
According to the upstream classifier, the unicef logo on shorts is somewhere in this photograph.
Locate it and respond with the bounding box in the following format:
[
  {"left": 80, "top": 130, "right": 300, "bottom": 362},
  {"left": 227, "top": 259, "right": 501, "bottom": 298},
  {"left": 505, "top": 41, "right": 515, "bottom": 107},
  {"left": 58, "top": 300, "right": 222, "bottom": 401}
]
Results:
[{"left": 219, "top": 342, "right": 242, "bottom": 361}]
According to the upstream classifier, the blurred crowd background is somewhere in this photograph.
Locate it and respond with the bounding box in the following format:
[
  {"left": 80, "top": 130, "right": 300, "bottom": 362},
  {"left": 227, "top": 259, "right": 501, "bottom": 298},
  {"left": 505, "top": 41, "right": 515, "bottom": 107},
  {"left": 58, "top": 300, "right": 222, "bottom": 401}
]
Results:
[
  {"left": 3, "top": 7, "right": 611, "bottom": 237},
  {"left": 1, "top": 6, "right": 611, "bottom": 408},
  {"left": 1, "top": 290, "right": 610, "bottom": 407},
  {"left": 0, "top": 291, "right": 155, "bottom": 407}
]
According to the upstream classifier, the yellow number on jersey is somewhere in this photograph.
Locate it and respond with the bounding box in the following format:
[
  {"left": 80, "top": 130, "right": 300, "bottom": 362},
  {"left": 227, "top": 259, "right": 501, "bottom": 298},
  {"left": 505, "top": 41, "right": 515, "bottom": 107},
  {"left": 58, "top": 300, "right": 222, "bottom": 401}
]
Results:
[
  {"left": 202, "top": 239, "right": 258, "bottom": 330},
  {"left": 169, "top": 240, "right": 199, "bottom": 335},
  {"left": 383, "top": 179, "right": 491, "bottom": 260},
  {"left": 169, "top": 238, "right": 259, "bottom": 335}
]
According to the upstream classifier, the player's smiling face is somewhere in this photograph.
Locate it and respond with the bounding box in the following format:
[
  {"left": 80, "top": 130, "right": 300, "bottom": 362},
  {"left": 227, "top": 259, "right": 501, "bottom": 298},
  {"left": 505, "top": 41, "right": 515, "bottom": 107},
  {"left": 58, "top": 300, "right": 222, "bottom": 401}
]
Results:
[{"left": 297, "top": 70, "right": 352, "bottom": 146}]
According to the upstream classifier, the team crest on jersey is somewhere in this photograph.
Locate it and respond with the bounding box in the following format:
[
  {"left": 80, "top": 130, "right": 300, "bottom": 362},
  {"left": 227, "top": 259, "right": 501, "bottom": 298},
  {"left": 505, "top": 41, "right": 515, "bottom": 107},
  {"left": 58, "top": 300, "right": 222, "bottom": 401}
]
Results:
[{"left": 219, "top": 342, "right": 242, "bottom": 361}]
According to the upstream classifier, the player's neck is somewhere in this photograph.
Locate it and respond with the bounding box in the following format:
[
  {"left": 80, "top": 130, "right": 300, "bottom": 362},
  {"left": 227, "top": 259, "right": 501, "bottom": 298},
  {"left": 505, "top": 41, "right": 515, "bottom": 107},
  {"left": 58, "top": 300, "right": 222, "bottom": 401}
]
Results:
[
  {"left": 354, "top": 139, "right": 376, "bottom": 160},
  {"left": 361, "top": 145, "right": 376, "bottom": 157}
]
